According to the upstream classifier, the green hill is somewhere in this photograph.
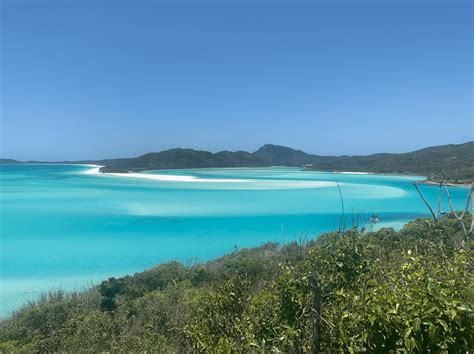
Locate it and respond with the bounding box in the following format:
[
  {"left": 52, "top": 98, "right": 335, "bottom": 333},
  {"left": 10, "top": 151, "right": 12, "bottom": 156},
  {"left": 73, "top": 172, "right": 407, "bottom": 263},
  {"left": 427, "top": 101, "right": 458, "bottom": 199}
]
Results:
[
  {"left": 0, "top": 159, "right": 21, "bottom": 164},
  {"left": 2, "top": 142, "right": 472, "bottom": 183},
  {"left": 98, "top": 141, "right": 473, "bottom": 183},
  {"left": 252, "top": 144, "right": 331, "bottom": 166},
  {"left": 99, "top": 149, "right": 264, "bottom": 173},
  {"left": 306, "top": 141, "right": 474, "bottom": 183},
  {"left": 1, "top": 216, "right": 472, "bottom": 352}
]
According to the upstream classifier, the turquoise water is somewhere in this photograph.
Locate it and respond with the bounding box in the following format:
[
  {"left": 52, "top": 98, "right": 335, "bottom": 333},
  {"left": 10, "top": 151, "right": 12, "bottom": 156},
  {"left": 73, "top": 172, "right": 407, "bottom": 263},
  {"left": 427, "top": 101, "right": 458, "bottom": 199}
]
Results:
[{"left": 0, "top": 164, "right": 470, "bottom": 317}]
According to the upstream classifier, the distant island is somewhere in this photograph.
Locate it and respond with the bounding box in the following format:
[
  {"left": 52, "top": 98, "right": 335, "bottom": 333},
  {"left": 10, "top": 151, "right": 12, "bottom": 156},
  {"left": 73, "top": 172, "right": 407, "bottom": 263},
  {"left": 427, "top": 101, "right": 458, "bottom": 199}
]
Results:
[
  {"left": 0, "top": 159, "right": 22, "bottom": 164},
  {"left": 1, "top": 141, "right": 472, "bottom": 184}
]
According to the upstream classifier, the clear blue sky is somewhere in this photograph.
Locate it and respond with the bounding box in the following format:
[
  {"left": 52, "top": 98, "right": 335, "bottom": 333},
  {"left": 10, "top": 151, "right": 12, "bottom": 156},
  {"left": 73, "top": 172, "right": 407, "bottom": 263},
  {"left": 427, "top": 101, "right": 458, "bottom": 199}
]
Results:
[{"left": 1, "top": 0, "right": 472, "bottom": 161}]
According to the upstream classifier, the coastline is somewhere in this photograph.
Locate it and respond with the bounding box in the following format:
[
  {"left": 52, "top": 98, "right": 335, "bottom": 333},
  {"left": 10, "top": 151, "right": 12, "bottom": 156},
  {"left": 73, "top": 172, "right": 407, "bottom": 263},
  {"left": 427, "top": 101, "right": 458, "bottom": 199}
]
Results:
[
  {"left": 333, "top": 171, "right": 370, "bottom": 175},
  {"left": 81, "top": 165, "right": 252, "bottom": 183},
  {"left": 86, "top": 165, "right": 473, "bottom": 188},
  {"left": 103, "top": 172, "right": 252, "bottom": 183},
  {"left": 316, "top": 169, "right": 471, "bottom": 188},
  {"left": 417, "top": 180, "right": 472, "bottom": 188},
  {"left": 80, "top": 164, "right": 104, "bottom": 174},
  {"left": 2, "top": 162, "right": 470, "bottom": 187},
  {"left": 81, "top": 165, "right": 338, "bottom": 188}
]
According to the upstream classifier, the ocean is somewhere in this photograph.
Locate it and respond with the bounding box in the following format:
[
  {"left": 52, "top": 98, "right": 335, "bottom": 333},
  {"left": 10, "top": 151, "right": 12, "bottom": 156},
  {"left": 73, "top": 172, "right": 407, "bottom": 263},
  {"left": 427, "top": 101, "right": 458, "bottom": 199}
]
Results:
[{"left": 0, "top": 164, "right": 470, "bottom": 317}]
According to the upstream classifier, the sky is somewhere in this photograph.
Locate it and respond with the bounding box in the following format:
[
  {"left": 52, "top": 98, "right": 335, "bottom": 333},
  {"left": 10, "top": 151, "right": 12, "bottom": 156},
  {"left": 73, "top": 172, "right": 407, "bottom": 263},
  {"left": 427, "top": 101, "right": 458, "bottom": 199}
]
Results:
[{"left": 1, "top": 0, "right": 472, "bottom": 161}]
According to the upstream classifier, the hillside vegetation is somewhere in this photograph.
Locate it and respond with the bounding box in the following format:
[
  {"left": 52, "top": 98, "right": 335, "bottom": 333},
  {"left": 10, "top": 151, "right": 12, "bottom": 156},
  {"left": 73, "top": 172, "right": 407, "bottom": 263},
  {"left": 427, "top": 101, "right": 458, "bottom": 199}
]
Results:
[
  {"left": 1, "top": 216, "right": 472, "bottom": 352},
  {"left": 99, "top": 149, "right": 263, "bottom": 173},
  {"left": 1, "top": 141, "right": 472, "bottom": 182},
  {"left": 97, "top": 141, "right": 473, "bottom": 183},
  {"left": 0, "top": 159, "right": 21, "bottom": 164},
  {"left": 307, "top": 142, "right": 474, "bottom": 184}
]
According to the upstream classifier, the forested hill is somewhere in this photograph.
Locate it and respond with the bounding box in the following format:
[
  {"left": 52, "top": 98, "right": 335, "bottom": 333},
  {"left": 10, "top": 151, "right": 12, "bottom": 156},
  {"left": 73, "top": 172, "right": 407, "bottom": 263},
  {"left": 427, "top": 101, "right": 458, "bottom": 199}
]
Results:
[
  {"left": 1, "top": 142, "right": 472, "bottom": 183},
  {"left": 0, "top": 159, "right": 22, "bottom": 164},
  {"left": 98, "top": 149, "right": 264, "bottom": 172},
  {"left": 305, "top": 141, "right": 473, "bottom": 184},
  {"left": 97, "top": 141, "right": 474, "bottom": 183},
  {"left": 98, "top": 145, "right": 328, "bottom": 172},
  {"left": 252, "top": 144, "right": 335, "bottom": 166}
]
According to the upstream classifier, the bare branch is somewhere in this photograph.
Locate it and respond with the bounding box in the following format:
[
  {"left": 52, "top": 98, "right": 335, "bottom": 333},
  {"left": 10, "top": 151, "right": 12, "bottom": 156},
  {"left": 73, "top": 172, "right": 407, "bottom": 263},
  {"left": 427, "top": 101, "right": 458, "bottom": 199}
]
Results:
[
  {"left": 443, "top": 182, "right": 469, "bottom": 239},
  {"left": 460, "top": 185, "right": 472, "bottom": 219},
  {"left": 336, "top": 181, "right": 345, "bottom": 232},
  {"left": 437, "top": 178, "right": 444, "bottom": 220},
  {"left": 413, "top": 182, "right": 437, "bottom": 222},
  {"left": 443, "top": 182, "right": 459, "bottom": 217}
]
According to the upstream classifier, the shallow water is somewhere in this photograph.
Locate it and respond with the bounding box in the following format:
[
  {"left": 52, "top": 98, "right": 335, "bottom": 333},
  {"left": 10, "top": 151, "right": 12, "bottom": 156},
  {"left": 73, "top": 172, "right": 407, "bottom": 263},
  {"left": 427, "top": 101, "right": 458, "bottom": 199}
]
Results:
[{"left": 0, "top": 165, "right": 470, "bottom": 317}]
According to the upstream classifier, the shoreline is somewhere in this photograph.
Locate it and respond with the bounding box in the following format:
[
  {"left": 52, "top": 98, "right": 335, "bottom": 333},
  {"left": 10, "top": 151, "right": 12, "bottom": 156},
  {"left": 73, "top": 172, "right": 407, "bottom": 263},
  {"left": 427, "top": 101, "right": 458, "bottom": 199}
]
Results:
[
  {"left": 81, "top": 165, "right": 252, "bottom": 183},
  {"left": 332, "top": 171, "right": 370, "bottom": 175},
  {"left": 4, "top": 163, "right": 470, "bottom": 188},
  {"left": 84, "top": 165, "right": 472, "bottom": 188},
  {"left": 308, "top": 168, "right": 471, "bottom": 188},
  {"left": 307, "top": 168, "right": 425, "bottom": 180},
  {"left": 80, "top": 164, "right": 104, "bottom": 174},
  {"left": 103, "top": 172, "right": 252, "bottom": 183},
  {"left": 81, "top": 165, "right": 337, "bottom": 188},
  {"left": 417, "top": 180, "right": 472, "bottom": 188}
]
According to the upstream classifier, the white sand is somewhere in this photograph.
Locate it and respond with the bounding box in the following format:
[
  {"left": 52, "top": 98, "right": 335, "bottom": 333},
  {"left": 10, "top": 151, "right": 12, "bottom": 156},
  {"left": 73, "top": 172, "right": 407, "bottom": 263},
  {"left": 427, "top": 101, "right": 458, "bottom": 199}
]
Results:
[
  {"left": 80, "top": 164, "right": 338, "bottom": 187},
  {"left": 336, "top": 171, "right": 370, "bottom": 175},
  {"left": 101, "top": 172, "right": 252, "bottom": 183},
  {"left": 102, "top": 173, "right": 340, "bottom": 189},
  {"left": 80, "top": 164, "right": 249, "bottom": 182},
  {"left": 81, "top": 165, "right": 104, "bottom": 174}
]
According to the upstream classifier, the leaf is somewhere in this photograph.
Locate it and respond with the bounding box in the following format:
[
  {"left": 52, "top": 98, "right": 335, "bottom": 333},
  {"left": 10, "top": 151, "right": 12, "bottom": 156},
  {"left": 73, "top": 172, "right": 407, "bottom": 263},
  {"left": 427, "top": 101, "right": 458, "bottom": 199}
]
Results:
[
  {"left": 450, "top": 308, "right": 457, "bottom": 319},
  {"left": 429, "top": 324, "right": 438, "bottom": 340},
  {"left": 403, "top": 327, "right": 412, "bottom": 340},
  {"left": 413, "top": 318, "right": 421, "bottom": 332},
  {"left": 437, "top": 319, "right": 448, "bottom": 332}
]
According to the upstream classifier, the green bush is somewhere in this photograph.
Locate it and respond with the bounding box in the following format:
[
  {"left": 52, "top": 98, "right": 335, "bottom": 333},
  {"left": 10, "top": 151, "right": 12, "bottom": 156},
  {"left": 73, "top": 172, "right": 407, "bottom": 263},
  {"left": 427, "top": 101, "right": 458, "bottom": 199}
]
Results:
[{"left": 1, "top": 216, "right": 472, "bottom": 352}]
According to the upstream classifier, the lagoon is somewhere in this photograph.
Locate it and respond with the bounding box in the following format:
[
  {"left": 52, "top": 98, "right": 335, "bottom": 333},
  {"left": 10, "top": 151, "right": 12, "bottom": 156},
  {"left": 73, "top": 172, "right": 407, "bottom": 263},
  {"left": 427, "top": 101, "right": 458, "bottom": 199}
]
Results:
[{"left": 0, "top": 164, "right": 470, "bottom": 317}]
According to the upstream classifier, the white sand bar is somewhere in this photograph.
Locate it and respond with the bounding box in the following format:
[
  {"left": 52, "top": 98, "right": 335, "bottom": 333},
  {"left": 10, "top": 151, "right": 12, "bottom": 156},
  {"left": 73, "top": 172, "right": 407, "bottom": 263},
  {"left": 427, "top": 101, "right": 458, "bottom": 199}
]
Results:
[
  {"left": 103, "top": 173, "right": 338, "bottom": 189},
  {"left": 103, "top": 172, "right": 252, "bottom": 183},
  {"left": 336, "top": 171, "right": 370, "bottom": 175},
  {"left": 81, "top": 165, "right": 338, "bottom": 187},
  {"left": 81, "top": 165, "right": 104, "bottom": 174}
]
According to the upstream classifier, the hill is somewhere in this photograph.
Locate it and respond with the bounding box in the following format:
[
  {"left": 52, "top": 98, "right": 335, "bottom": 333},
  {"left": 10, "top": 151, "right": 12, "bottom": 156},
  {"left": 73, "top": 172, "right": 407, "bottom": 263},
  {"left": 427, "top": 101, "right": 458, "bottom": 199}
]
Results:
[
  {"left": 1, "top": 142, "right": 472, "bottom": 183},
  {"left": 306, "top": 141, "right": 474, "bottom": 184},
  {"left": 98, "top": 142, "right": 473, "bottom": 183},
  {"left": 253, "top": 144, "right": 341, "bottom": 166},
  {"left": 0, "top": 159, "right": 21, "bottom": 164},
  {"left": 0, "top": 216, "right": 472, "bottom": 351},
  {"left": 99, "top": 149, "right": 265, "bottom": 173}
]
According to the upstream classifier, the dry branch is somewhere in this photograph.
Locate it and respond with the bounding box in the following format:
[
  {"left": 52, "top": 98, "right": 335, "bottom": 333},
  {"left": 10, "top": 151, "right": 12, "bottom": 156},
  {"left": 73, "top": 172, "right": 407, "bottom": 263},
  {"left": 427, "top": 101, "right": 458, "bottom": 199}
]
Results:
[
  {"left": 336, "top": 181, "right": 345, "bottom": 232},
  {"left": 443, "top": 182, "right": 472, "bottom": 240},
  {"left": 413, "top": 182, "right": 438, "bottom": 222}
]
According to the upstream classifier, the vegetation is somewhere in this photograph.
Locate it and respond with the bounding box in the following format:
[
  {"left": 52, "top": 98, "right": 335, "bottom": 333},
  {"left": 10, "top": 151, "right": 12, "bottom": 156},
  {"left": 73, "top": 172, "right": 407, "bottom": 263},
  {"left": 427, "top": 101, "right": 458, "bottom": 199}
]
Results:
[
  {"left": 307, "top": 142, "right": 474, "bottom": 184},
  {"left": 2, "top": 142, "right": 472, "bottom": 183},
  {"left": 1, "top": 215, "right": 472, "bottom": 352},
  {"left": 0, "top": 159, "right": 21, "bottom": 164},
  {"left": 252, "top": 144, "right": 335, "bottom": 166},
  {"left": 99, "top": 149, "right": 264, "bottom": 173},
  {"left": 96, "top": 141, "right": 474, "bottom": 182}
]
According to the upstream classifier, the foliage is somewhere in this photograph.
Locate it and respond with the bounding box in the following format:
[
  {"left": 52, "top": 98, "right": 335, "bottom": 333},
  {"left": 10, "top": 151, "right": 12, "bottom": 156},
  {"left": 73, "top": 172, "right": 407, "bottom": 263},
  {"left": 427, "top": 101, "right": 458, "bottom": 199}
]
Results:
[
  {"left": 100, "top": 141, "right": 474, "bottom": 182},
  {"left": 307, "top": 141, "right": 474, "bottom": 183},
  {"left": 3, "top": 142, "right": 471, "bottom": 183},
  {"left": 0, "top": 216, "right": 472, "bottom": 352}
]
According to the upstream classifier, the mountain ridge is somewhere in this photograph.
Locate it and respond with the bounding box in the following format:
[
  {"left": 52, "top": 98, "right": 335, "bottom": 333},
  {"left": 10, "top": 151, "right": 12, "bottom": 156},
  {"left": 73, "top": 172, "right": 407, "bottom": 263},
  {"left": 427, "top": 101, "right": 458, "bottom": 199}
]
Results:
[{"left": 1, "top": 141, "right": 472, "bottom": 183}]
